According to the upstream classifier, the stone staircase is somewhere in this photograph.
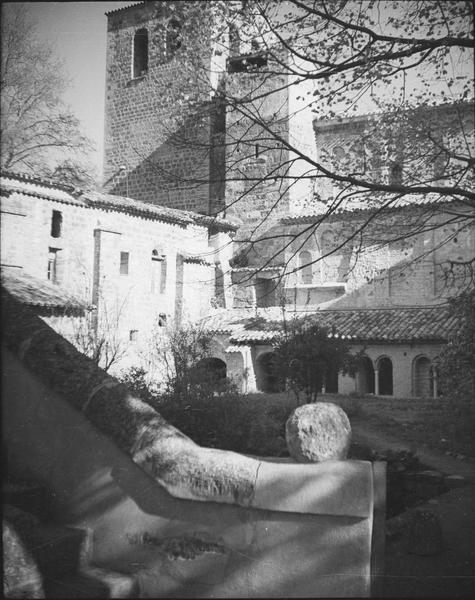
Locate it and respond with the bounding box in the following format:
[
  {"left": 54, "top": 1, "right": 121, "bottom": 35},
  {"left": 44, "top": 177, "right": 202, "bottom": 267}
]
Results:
[{"left": 3, "top": 478, "right": 138, "bottom": 599}]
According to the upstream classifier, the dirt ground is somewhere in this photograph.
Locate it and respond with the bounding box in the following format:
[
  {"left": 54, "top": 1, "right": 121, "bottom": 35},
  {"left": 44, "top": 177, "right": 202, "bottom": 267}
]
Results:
[
  {"left": 247, "top": 391, "right": 475, "bottom": 458},
  {"left": 247, "top": 391, "right": 475, "bottom": 598}
]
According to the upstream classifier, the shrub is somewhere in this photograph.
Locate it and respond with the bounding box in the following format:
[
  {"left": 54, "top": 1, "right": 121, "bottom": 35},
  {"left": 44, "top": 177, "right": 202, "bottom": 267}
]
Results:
[
  {"left": 273, "top": 318, "right": 356, "bottom": 403},
  {"left": 119, "top": 367, "right": 290, "bottom": 455}
]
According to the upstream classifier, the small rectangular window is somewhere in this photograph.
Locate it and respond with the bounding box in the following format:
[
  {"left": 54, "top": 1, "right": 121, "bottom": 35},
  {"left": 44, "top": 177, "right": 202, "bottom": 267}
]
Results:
[
  {"left": 129, "top": 329, "right": 139, "bottom": 342},
  {"left": 51, "top": 210, "right": 62, "bottom": 238},
  {"left": 120, "top": 252, "right": 129, "bottom": 275}
]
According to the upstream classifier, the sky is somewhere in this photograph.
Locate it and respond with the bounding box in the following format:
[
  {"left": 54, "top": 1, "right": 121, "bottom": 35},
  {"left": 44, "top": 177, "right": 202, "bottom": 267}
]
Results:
[
  {"left": 22, "top": 1, "right": 137, "bottom": 176},
  {"left": 6, "top": 1, "right": 474, "bottom": 180}
]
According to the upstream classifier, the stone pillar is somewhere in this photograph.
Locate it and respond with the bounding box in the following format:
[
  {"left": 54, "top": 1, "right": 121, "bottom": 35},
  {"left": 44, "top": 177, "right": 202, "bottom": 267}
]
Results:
[
  {"left": 432, "top": 367, "right": 438, "bottom": 399},
  {"left": 374, "top": 368, "right": 379, "bottom": 396},
  {"left": 241, "top": 346, "right": 257, "bottom": 393}
]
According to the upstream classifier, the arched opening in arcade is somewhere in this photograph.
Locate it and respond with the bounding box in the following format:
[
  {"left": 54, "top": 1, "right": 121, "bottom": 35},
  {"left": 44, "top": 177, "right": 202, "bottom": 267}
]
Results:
[
  {"left": 256, "top": 352, "right": 282, "bottom": 393},
  {"left": 413, "top": 355, "right": 433, "bottom": 397},
  {"left": 194, "top": 357, "right": 227, "bottom": 388},
  {"left": 377, "top": 356, "right": 393, "bottom": 396},
  {"left": 356, "top": 355, "right": 375, "bottom": 394}
]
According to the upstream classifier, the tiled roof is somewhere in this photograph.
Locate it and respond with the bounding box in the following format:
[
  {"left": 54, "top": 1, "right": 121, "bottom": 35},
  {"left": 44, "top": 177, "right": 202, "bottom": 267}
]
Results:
[
  {"left": 202, "top": 305, "right": 459, "bottom": 344},
  {"left": 1, "top": 270, "right": 92, "bottom": 312},
  {"left": 281, "top": 193, "right": 453, "bottom": 223},
  {"left": 105, "top": 2, "right": 145, "bottom": 16},
  {"left": 306, "top": 306, "right": 458, "bottom": 343},
  {"left": 0, "top": 174, "right": 86, "bottom": 207},
  {"left": 83, "top": 190, "right": 194, "bottom": 225},
  {"left": 0, "top": 172, "right": 236, "bottom": 231}
]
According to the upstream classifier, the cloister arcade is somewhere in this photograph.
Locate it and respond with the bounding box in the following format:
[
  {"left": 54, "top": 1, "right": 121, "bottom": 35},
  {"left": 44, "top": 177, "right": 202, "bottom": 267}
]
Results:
[{"left": 205, "top": 344, "right": 441, "bottom": 399}]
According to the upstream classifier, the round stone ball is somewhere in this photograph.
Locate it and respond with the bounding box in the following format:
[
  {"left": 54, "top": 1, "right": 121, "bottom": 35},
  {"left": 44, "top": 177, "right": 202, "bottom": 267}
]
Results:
[{"left": 285, "top": 402, "right": 352, "bottom": 463}]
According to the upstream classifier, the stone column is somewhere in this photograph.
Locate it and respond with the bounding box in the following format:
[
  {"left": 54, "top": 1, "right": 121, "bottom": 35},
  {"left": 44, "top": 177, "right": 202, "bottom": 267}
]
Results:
[
  {"left": 374, "top": 368, "right": 379, "bottom": 396},
  {"left": 432, "top": 367, "right": 438, "bottom": 399}
]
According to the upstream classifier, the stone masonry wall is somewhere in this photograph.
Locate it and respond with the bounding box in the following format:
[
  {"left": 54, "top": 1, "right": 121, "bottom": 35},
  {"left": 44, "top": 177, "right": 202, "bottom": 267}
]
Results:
[
  {"left": 103, "top": 1, "right": 224, "bottom": 213},
  {"left": 0, "top": 187, "right": 228, "bottom": 374}
]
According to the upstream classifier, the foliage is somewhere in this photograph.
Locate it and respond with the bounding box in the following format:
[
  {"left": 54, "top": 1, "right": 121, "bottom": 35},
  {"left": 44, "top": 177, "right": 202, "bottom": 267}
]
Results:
[
  {"left": 135, "top": 0, "right": 474, "bottom": 287},
  {"left": 120, "top": 366, "right": 289, "bottom": 455},
  {"left": 438, "top": 288, "right": 475, "bottom": 404},
  {"left": 66, "top": 299, "right": 128, "bottom": 373},
  {"left": 1, "top": 4, "right": 92, "bottom": 176},
  {"left": 42, "top": 160, "right": 97, "bottom": 191},
  {"left": 146, "top": 319, "right": 216, "bottom": 400},
  {"left": 273, "top": 318, "right": 356, "bottom": 402}
]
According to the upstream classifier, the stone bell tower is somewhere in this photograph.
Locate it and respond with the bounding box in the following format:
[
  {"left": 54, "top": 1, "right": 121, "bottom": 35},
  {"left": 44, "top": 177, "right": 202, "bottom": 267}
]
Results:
[{"left": 103, "top": 0, "right": 228, "bottom": 215}]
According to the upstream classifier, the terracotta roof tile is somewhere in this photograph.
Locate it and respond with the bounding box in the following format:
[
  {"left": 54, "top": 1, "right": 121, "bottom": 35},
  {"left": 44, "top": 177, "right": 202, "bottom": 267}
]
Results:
[
  {"left": 1, "top": 270, "right": 91, "bottom": 312},
  {"left": 203, "top": 305, "right": 459, "bottom": 344}
]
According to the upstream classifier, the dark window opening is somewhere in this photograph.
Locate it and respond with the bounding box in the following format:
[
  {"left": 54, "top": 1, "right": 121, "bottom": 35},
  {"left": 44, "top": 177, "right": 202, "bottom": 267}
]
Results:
[
  {"left": 47, "top": 247, "right": 59, "bottom": 284},
  {"left": 51, "top": 210, "right": 62, "bottom": 238},
  {"left": 158, "top": 313, "right": 167, "bottom": 327},
  {"left": 133, "top": 28, "right": 148, "bottom": 78},
  {"left": 227, "top": 52, "right": 268, "bottom": 73},
  {"left": 166, "top": 19, "right": 182, "bottom": 59},
  {"left": 129, "top": 329, "right": 139, "bottom": 342},
  {"left": 390, "top": 162, "right": 403, "bottom": 185},
  {"left": 120, "top": 251, "right": 129, "bottom": 275},
  {"left": 255, "top": 277, "right": 276, "bottom": 307}
]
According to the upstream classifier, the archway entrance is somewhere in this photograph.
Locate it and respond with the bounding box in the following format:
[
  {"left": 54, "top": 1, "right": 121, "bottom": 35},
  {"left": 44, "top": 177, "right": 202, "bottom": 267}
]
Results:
[
  {"left": 414, "top": 356, "right": 432, "bottom": 397},
  {"left": 378, "top": 357, "right": 393, "bottom": 395},
  {"left": 256, "top": 352, "right": 282, "bottom": 393},
  {"left": 194, "top": 357, "right": 227, "bottom": 387},
  {"left": 325, "top": 365, "right": 339, "bottom": 393},
  {"left": 356, "top": 356, "right": 374, "bottom": 394}
]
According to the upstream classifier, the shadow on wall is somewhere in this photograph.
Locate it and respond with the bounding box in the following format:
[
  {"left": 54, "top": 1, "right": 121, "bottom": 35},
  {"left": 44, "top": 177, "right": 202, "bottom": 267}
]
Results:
[{"left": 108, "top": 101, "right": 225, "bottom": 216}]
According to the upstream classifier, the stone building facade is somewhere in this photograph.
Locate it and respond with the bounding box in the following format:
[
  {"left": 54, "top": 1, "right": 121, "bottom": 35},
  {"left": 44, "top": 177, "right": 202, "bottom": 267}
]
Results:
[
  {"left": 3, "top": 1, "right": 472, "bottom": 398},
  {"left": 0, "top": 172, "right": 235, "bottom": 374},
  {"left": 99, "top": 2, "right": 473, "bottom": 398}
]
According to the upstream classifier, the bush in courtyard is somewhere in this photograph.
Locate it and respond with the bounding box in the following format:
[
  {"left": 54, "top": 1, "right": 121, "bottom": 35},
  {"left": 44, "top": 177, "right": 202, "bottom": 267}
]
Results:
[
  {"left": 120, "top": 365, "right": 289, "bottom": 455},
  {"left": 273, "top": 318, "right": 356, "bottom": 403},
  {"left": 439, "top": 288, "right": 475, "bottom": 409}
]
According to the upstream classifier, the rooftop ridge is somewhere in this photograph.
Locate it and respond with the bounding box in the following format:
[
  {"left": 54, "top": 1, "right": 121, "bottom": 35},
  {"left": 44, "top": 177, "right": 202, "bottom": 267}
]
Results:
[
  {"left": 105, "top": 2, "right": 146, "bottom": 17},
  {"left": 1, "top": 171, "right": 236, "bottom": 231},
  {"left": 0, "top": 171, "right": 76, "bottom": 193}
]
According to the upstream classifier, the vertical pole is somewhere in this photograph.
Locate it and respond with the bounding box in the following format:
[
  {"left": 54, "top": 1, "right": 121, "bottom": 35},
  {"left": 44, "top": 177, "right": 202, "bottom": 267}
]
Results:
[{"left": 374, "top": 368, "right": 379, "bottom": 396}]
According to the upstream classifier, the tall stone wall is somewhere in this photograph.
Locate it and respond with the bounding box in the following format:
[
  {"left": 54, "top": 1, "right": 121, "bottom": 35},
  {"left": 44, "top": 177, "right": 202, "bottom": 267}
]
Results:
[{"left": 103, "top": 1, "right": 226, "bottom": 214}]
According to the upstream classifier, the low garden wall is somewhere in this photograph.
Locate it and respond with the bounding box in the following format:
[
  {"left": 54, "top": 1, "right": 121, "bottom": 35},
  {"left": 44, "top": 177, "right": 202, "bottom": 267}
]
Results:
[{"left": 2, "top": 290, "right": 386, "bottom": 597}]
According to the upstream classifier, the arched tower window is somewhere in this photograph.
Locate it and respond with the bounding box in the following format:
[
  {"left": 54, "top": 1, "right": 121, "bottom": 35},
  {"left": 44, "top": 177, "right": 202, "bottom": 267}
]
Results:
[
  {"left": 133, "top": 28, "right": 148, "bottom": 78},
  {"left": 299, "top": 250, "right": 313, "bottom": 284},
  {"left": 166, "top": 19, "right": 182, "bottom": 59}
]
